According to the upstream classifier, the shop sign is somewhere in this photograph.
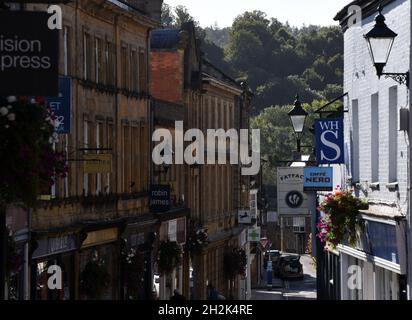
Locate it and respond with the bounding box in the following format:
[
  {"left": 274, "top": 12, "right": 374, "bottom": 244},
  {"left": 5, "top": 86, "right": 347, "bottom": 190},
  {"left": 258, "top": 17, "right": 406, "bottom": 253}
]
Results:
[
  {"left": 45, "top": 76, "right": 71, "bottom": 134},
  {"left": 150, "top": 185, "right": 171, "bottom": 213},
  {"left": 238, "top": 209, "right": 252, "bottom": 224},
  {"left": 0, "top": 11, "right": 59, "bottom": 95},
  {"left": 315, "top": 118, "right": 345, "bottom": 165},
  {"left": 32, "top": 234, "right": 77, "bottom": 259},
  {"left": 168, "top": 219, "right": 177, "bottom": 242},
  {"left": 248, "top": 226, "right": 261, "bottom": 242},
  {"left": 277, "top": 167, "right": 309, "bottom": 216},
  {"left": 83, "top": 154, "right": 112, "bottom": 174},
  {"left": 303, "top": 167, "right": 333, "bottom": 191},
  {"left": 81, "top": 227, "right": 118, "bottom": 248}
]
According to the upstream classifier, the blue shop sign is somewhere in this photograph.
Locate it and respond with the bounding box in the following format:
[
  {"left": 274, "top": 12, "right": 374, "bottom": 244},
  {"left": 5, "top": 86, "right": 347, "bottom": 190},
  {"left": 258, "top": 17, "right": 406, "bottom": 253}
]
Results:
[
  {"left": 45, "top": 76, "right": 71, "bottom": 134},
  {"left": 315, "top": 118, "right": 344, "bottom": 165},
  {"left": 303, "top": 167, "right": 333, "bottom": 191}
]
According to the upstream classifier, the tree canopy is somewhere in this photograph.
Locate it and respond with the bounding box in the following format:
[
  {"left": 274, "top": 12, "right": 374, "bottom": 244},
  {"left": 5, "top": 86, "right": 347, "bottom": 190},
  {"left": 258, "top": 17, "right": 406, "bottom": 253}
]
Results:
[{"left": 160, "top": 5, "right": 344, "bottom": 184}]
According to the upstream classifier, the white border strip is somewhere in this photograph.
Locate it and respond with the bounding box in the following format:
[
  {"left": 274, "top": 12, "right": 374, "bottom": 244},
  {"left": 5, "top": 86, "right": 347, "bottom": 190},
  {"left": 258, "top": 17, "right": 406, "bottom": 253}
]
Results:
[{"left": 338, "top": 245, "right": 402, "bottom": 274}]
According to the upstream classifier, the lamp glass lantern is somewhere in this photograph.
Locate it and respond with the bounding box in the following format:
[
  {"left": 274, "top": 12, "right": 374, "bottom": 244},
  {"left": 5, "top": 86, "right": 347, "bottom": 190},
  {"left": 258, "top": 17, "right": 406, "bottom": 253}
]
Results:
[
  {"left": 364, "top": 6, "right": 398, "bottom": 77},
  {"left": 288, "top": 95, "right": 308, "bottom": 139}
]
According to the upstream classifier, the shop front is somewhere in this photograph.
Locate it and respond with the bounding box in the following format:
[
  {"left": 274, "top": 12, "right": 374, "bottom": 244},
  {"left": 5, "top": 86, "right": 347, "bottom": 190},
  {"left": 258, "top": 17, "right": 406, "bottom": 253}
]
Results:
[
  {"left": 157, "top": 214, "right": 187, "bottom": 300},
  {"left": 79, "top": 225, "right": 121, "bottom": 300},
  {"left": 339, "top": 215, "right": 407, "bottom": 300},
  {"left": 5, "top": 205, "right": 29, "bottom": 300},
  {"left": 121, "top": 215, "right": 158, "bottom": 300},
  {"left": 30, "top": 232, "right": 78, "bottom": 300}
]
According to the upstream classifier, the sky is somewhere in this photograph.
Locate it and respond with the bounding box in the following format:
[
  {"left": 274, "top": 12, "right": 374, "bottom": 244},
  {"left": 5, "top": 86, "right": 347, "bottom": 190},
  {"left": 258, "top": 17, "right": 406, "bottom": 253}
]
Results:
[{"left": 165, "top": 0, "right": 351, "bottom": 28}]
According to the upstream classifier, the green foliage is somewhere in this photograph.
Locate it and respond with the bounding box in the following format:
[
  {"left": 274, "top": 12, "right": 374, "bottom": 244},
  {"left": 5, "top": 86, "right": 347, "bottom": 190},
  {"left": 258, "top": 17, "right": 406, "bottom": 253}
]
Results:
[
  {"left": 122, "top": 248, "right": 145, "bottom": 300},
  {"left": 160, "top": 6, "right": 344, "bottom": 113},
  {"left": 158, "top": 240, "right": 182, "bottom": 275},
  {"left": 251, "top": 100, "right": 328, "bottom": 184},
  {"left": 317, "top": 190, "right": 369, "bottom": 248},
  {"left": 80, "top": 259, "right": 111, "bottom": 299}
]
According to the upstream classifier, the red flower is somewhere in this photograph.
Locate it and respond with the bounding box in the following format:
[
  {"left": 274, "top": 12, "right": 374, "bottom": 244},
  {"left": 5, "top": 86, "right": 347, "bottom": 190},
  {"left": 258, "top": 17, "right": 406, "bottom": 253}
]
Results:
[{"left": 35, "top": 96, "right": 45, "bottom": 105}]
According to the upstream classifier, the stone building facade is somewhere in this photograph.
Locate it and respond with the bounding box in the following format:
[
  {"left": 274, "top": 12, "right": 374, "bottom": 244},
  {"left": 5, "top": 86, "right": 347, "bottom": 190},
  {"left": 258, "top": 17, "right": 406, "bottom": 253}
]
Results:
[
  {"left": 5, "top": 0, "right": 163, "bottom": 300},
  {"left": 150, "top": 23, "right": 253, "bottom": 300}
]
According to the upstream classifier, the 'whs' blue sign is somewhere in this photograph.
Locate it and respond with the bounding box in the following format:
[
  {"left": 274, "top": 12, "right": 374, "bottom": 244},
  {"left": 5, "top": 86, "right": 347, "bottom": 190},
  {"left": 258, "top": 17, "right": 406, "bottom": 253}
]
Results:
[{"left": 315, "top": 118, "right": 344, "bottom": 165}]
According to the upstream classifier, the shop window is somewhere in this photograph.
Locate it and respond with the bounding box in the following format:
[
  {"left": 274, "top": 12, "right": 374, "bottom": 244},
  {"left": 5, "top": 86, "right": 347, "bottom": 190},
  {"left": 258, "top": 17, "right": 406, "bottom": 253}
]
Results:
[
  {"left": 130, "top": 49, "right": 139, "bottom": 92},
  {"left": 83, "top": 118, "right": 89, "bottom": 195},
  {"left": 33, "top": 254, "right": 74, "bottom": 300},
  {"left": 63, "top": 26, "right": 71, "bottom": 76},
  {"left": 293, "top": 217, "right": 305, "bottom": 233},
  {"left": 121, "top": 45, "right": 128, "bottom": 90},
  {"left": 371, "top": 93, "right": 379, "bottom": 183},
  {"left": 105, "top": 41, "right": 116, "bottom": 86},
  {"left": 83, "top": 32, "right": 93, "bottom": 81},
  {"left": 351, "top": 99, "right": 359, "bottom": 182},
  {"left": 95, "top": 122, "right": 103, "bottom": 194},
  {"left": 388, "top": 86, "right": 398, "bottom": 183},
  {"left": 106, "top": 121, "right": 114, "bottom": 193},
  {"left": 95, "top": 37, "right": 104, "bottom": 84},
  {"left": 138, "top": 48, "right": 147, "bottom": 93}
]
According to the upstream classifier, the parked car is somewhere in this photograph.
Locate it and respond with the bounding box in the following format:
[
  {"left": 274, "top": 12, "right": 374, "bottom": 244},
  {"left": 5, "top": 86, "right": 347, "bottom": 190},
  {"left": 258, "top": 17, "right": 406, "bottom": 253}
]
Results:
[
  {"left": 276, "top": 254, "right": 304, "bottom": 280},
  {"left": 264, "top": 250, "right": 281, "bottom": 269}
]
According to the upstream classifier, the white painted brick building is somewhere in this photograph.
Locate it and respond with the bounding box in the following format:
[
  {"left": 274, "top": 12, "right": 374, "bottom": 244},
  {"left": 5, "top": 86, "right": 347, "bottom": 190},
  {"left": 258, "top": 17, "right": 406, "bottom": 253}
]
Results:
[{"left": 335, "top": 0, "right": 411, "bottom": 300}]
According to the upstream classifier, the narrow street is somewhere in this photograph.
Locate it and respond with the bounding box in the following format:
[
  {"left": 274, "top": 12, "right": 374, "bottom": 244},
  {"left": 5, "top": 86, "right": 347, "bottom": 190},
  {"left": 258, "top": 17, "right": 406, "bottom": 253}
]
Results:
[{"left": 251, "top": 255, "right": 317, "bottom": 300}]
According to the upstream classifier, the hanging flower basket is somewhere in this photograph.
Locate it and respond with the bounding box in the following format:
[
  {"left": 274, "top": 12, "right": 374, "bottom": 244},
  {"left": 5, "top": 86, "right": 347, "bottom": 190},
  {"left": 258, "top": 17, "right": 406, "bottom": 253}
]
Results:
[
  {"left": 157, "top": 240, "right": 182, "bottom": 275},
  {"left": 80, "top": 259, "right": 111, "bottom": 299},
  {"left": 122, "top": 247, "right": 145, "bottom": 300},
  {"left": 224, "top": 247, "right": 247, "bottom": 280},
  {"left": 0, "top": 96, "right": 67, "bottom": 207},
  {"left": 317, "top": 188, "right": 368, "bottom": 249},
  {"left": 185, "top": 221, "right": 209, "bottom": 257}
]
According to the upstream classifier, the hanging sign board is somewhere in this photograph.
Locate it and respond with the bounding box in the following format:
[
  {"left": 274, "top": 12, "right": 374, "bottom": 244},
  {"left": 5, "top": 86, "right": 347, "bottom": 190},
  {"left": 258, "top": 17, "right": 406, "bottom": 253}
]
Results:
[
  {"left": 277, "top": 167, "right": 309, "bottom": 216},
  {"left": 315, "top": 118, "right": 345, "bottom": 165},
  {"left": 238, "top": 209, "right": 252, "bottom": 224},
  {"left": 248, "top": 226, "right": 261, "bottom": 242},
  {"left": 303, "top": 167, "right": 333, "bottom": 191},
  {"left": 45, "top": 76, "right": 72, "bottom": 134},
  {"left": 83, "top": 154, "right": 112, "bottom": 174},
  {"left": 0, "top": 11, "right": 59, "bottom": 96},
  {"left": 150, "top": 185, "right": 171, "bottom": 213}
]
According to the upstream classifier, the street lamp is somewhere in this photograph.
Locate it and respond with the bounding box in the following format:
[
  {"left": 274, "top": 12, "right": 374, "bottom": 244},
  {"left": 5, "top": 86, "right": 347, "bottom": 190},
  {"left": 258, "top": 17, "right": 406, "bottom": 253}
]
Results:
[
  {"left": 364, "top": 5, "right": 409, "bottom": 86},
  {"left": 288, "top": 94, "right": 308, "bottom": 153}
]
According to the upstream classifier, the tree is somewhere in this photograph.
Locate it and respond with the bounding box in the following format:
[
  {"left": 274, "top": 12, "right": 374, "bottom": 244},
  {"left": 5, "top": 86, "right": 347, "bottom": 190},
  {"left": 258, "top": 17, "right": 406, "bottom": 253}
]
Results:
[
  {"left": 161, "top": 3, "right": 175, "bottom": 28},
  {"left": 251, "top": 100, "right": 328, "bottom": 185}
]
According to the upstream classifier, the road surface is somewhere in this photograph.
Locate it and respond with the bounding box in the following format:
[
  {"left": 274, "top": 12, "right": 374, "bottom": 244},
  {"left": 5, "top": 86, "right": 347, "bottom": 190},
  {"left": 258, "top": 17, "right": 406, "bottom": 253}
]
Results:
[{"left": 251, "top": 254, "right": 317, "bottom": 300}]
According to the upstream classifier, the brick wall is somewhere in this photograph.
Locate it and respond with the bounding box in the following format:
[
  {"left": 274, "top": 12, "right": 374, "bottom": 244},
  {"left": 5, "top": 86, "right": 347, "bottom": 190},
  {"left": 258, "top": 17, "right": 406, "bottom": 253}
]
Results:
[{"left": 150, "top": 51, "right": 184, "bottom": 104}]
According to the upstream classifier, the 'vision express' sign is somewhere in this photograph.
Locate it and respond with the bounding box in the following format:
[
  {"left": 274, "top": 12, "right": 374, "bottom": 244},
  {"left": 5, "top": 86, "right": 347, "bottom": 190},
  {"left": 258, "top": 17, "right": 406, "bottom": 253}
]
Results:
[{"left": 0, "top": 11, "right": 59, "bottom": 95}]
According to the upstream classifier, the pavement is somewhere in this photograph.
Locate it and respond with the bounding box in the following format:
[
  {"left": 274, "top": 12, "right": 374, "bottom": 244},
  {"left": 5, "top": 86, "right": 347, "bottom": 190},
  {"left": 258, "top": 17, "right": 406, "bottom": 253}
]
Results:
[{"left": 251, "top": 254, "right": 317, "bottom": 300}]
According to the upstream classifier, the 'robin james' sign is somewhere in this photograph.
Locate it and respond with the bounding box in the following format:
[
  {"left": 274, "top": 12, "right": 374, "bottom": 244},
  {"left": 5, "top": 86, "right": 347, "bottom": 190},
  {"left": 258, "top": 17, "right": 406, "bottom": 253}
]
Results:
[
  {"left": 150, "top": 185, "right": 171, "bottom": 213},
  {"left": 0, "top": 11, "right": 59, "bottom": 95}
]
